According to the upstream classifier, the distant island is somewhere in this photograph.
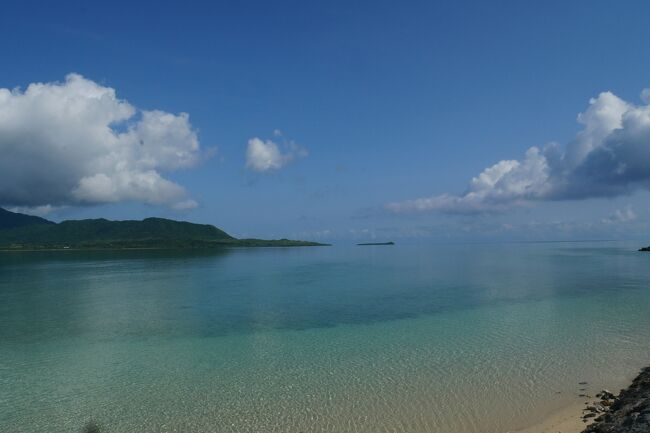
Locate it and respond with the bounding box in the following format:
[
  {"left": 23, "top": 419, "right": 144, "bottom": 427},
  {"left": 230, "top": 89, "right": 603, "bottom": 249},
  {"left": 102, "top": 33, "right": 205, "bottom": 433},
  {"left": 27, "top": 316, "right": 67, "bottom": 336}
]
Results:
[
  {"left": 357, "top": 241, "right": 395, "bottom": 246},
  {"left": 639, "top": 246, "right": 650, "bottom": 252},
  {"left": 0, "top": 207, "right": 328, "bottom": 250}
]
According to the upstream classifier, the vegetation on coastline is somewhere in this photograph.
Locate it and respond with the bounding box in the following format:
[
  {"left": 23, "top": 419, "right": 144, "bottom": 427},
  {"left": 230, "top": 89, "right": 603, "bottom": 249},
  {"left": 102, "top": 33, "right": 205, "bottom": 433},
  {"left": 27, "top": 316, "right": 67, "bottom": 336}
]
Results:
[
  {"left": 0, "top": 207, "right": 54, "bottom": 230},
  {"left": 0, "top": 208, "right": 328, "bottom": 250}
]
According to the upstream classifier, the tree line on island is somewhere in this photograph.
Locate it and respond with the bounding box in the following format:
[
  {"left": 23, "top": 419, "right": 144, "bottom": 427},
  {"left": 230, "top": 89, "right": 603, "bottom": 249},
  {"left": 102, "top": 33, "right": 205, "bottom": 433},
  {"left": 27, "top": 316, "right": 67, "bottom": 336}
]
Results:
[{"left": 0, "top": 207, "right": 328, "bottom": 250}]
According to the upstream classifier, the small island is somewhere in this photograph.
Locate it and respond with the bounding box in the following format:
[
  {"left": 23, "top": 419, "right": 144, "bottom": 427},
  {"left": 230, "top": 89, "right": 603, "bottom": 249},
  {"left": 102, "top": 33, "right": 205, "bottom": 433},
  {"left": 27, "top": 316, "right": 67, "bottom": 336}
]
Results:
[
  {"left": 357, "top": 241, "right": 395, "bottom": 246},
  {"left": 0, "top": 207, "right": 329, "bottom": 250},
  {"left": 639, "top": 246, "right": 650, "bottom": 252}
]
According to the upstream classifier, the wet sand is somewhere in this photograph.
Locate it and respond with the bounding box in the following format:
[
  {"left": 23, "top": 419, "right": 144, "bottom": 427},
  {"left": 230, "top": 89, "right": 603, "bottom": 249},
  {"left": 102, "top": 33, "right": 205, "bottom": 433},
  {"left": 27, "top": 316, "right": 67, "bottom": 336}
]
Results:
[{"left": 512, "top": 401, "right": 592, "bottom": 433}]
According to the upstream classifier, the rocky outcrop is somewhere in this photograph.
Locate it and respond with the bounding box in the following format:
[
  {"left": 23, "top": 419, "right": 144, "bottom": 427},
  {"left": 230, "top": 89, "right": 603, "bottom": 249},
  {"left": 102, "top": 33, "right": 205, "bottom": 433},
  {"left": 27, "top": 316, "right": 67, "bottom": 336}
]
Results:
[{"left": 582, "top": 367, "right": 650, "bottom": 433}]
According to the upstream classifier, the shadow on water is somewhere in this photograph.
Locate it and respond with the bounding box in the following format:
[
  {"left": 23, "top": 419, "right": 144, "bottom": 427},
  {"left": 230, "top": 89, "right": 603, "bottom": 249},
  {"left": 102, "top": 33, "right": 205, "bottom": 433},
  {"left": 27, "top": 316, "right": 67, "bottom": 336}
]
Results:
[
  {"left": 0, "top": 248, "right": 238, "bottom": 344},
  {"left": 0, "top": 247, "right": 235, "bottom": 266},
  {"left": 82, "top": 421, "right": 101, "bottom": 433},
  {"left": 3, "top": 242, "right": 650, "bottom": 342}
]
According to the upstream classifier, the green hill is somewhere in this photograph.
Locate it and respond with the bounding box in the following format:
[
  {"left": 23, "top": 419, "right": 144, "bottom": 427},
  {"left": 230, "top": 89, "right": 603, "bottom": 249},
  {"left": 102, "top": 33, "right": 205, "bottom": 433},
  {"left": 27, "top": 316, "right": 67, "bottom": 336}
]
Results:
[
  {"left": 0, "top": 208, "right": 327, "bottom": 249},
  {"left": 0, "top": 207, "right": 55, "bottom": 230}
]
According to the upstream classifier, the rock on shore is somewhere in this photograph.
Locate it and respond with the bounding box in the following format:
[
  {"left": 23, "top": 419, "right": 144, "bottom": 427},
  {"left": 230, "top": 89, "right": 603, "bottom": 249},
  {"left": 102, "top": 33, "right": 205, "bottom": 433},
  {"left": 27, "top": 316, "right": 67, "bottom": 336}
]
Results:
[{"left": 582, "top": 367, "right": 650, "bottom": 433}]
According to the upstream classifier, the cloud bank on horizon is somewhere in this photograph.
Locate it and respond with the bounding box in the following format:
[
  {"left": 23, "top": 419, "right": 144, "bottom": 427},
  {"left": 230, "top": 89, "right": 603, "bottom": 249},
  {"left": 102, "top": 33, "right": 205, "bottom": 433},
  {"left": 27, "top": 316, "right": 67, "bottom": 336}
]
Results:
[
  {"left": 388, "top": 89, "right": 650, "bottom": 214},
  {"left": 0, "top": 74, "right": 202, "bottom": 212}
]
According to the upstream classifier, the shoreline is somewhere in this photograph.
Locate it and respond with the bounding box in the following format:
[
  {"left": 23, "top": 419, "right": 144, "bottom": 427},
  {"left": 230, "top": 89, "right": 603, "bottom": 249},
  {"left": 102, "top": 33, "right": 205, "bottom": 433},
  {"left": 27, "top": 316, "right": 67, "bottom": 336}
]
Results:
[
  {"left": 0, "top": 243, "right": 331, "bottom": 252},
  {"left": 514, "top": 366, "right": 650, "bottom": 433},
  {"left": 512, "top": 401, "right": 594, "bottom": 433}
]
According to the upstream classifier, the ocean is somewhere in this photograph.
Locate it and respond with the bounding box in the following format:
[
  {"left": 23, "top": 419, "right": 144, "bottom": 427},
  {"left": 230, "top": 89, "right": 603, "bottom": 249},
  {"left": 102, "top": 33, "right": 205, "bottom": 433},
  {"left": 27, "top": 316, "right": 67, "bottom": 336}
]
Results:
[{"left": 2, "top": 242, "right": 650, "bottom": 432}]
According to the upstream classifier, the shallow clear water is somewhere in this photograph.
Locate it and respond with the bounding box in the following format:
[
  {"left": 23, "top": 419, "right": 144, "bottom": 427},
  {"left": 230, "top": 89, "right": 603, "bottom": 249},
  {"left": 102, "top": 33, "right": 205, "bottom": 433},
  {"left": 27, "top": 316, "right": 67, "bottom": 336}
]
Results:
[{"left": 1, "top": 242, "right": 650, "bottom": 432}]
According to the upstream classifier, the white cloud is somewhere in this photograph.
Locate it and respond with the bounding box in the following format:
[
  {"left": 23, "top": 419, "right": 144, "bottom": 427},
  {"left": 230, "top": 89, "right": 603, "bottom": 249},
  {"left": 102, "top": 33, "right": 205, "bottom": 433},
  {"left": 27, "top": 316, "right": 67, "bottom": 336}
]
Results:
[
  {"left": 7, "top": 205, "right": 63, "bottom": 217},
  {"left": 388, "top": 89, "right": 650, "bottom": 214},
  {"left": 602, "top": 206, "right": 637, "bottom": 224},
  {"left": 641, "top": 88, "right": 650, "bottom": 104},
  {"left": 0, "top": 74, "right": 203, "bottom": 210},
  {"left": 245, "top": 132, "right": 307, "bottom": 172},
  {"left": 246, "top": 138, "right": 286, "bottom": 171},
  {"left": 388, "top": 147, "right": 549, "bottom": 213}
]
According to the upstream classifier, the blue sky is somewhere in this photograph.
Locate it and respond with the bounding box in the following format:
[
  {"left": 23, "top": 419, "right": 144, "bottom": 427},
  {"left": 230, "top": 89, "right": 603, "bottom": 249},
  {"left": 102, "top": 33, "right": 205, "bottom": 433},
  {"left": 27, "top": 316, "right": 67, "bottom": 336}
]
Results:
[{"left": 2, "top": 0, "right": 650, "bottom": 242}]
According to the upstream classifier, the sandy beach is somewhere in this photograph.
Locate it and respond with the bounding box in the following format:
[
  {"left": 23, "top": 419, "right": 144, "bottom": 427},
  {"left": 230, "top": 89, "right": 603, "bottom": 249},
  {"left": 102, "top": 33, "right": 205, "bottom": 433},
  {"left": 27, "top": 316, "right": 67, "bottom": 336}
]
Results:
[
  {"left": 514, "top": 365, "right": 650, "bottom": 433},
  {"left": 512, "top": 402, "right": 592, "bottom": 433}
]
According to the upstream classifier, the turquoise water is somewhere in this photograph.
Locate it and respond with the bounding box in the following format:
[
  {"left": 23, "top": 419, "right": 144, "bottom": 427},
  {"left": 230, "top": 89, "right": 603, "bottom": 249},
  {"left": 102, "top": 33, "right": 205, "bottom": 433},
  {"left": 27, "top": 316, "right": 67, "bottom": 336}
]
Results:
[{"left": 2, "top": 242, "right": 650, "bottom": 432}]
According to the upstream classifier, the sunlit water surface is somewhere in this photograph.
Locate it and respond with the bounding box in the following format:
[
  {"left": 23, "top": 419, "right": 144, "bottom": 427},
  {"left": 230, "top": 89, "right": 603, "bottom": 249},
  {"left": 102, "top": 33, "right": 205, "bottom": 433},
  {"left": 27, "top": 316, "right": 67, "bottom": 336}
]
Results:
[{"left": 2, "top": 242, "right": 650, "bottom": 432}]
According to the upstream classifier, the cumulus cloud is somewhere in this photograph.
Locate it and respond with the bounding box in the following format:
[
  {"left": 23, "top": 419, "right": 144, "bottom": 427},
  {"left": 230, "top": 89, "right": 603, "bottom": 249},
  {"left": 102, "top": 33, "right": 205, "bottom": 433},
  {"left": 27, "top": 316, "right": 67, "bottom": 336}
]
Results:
[
  {"left": 388, "top": 88, "right": 650, "bottom": 214},
  {"left": 0, "top": 74, "right": 203, "bottom": 210},
  {"left": 245, "top": 131, "right": 307, "bottom": 172}
]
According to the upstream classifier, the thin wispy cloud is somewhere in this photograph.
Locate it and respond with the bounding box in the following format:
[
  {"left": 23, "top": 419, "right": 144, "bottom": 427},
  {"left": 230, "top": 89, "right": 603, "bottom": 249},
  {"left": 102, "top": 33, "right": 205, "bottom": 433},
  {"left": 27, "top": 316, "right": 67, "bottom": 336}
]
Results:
[
  {"left": 0, "top": 74, "right": 205, "bottom": 211},
  {"left": 388, "top": 89, "right": 650, "bottom": 214},
  {"left": 6, "top": 205, "right": 64, "bottom": 217},
  {"left": 601, "top": 206, "right": 637, "bottom": 224}
]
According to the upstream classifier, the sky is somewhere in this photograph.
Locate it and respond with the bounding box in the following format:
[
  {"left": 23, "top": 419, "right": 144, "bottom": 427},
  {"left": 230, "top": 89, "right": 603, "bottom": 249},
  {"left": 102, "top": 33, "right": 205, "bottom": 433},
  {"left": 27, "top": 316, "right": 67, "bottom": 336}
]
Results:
[{"left": 2, "top": 0, "right": 650, "bottom": 242}]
